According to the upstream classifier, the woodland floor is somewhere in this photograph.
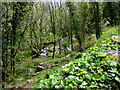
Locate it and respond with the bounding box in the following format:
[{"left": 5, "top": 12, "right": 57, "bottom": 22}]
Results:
[
  {"left": 5, "top": 76, "right": 38, "bottom": 88},
  {"left": 4, "top": 27, "right": 120, "bottom": 89}
]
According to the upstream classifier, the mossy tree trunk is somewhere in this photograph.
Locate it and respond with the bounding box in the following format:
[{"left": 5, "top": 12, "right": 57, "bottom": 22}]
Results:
[{"left": 49, "top": 3, "right": 56, "bottom": 58}]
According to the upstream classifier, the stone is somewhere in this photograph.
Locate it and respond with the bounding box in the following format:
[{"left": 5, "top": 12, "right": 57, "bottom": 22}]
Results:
[
  {"left": 108, "top": 51, "right": 116, "bottom": 55},
  {"left": 111, "top": 36, "right": 118, "bottom": 43},
  {"left": 107, "top": 47, "right": 111, "bottom": 51},
  {"left": 116, "top": 40, "right": 119, "bottom": 43},
  {"left": 111, "top": 36, "right": 118, "bottom": 39},
  {"left": 39, "top": 51, "right": 48, "bottom": 57},
  {"left": 27, "top": 79, "right": 34, "bottom": 84},
  {"left": 101, "top": 44, "right": 107, "bottom": 47},
  {"left": 40, "top": 63, "right": 43, "bottom": 66}
]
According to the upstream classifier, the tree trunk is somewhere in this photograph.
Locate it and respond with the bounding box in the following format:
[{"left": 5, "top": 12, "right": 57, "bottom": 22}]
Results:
[
  {"left": 30, "top": 7, "right": 33, "bottom": 53},
  {"left": 59, "top": 39, "right": 61, "bottom": 55},
  {"left": 2, "top": 3, "right": 9, "bottom": 81},
  {"left": 2, "top": 56, "right": 5, "bottom": 81},
  {"left": 10, "top": 28, "right": 13, "bottom": 72},
  {"left": 39, "top": 19, "right": 43, "bottom": 50},
  {"left": 70, "top": 29, "right": 73, "bottom": 51},
  {"left": 52, "top": 8, "right": 56, "bottom": 58},
  {"left": 95, "top": 2, "right": 101, "bottom": 40},
  {"left": 49, "top": 4, "right": 56, "bottom": 58},
  {"left": 52, "top": 34, "right": 55, "bottom": 58},
  {"left": 12, "top": 3, "right": 18, "bottom": 74},
  {"left": 68, "top": 2, "right": 73, "bottom": 51}
]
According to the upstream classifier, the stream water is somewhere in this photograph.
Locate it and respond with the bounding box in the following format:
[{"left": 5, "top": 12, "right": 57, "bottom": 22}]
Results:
[{"left": 38, "top": 36, "right": 68, "bottom": 57}]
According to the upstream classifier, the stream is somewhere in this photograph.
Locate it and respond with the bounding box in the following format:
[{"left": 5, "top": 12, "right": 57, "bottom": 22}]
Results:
[{"left": 38, "top": 36, "right": 68, "bottom": 57}]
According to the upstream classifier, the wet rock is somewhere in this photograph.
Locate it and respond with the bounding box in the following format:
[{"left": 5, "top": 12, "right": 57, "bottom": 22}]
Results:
[
  {"left": 108, "top": 51, "right": 116, "bottom": 55},
  {"left": 106, "top": 47, "right": 111, "bottom": 51},
  {"left": 102, "top": 44, "right": 107, "bottom": 47},
  {"left": 111, "top": 36, "right": 118, "bottom": 39},
  {"left": 27, "top": 79, "right": 34, "bottom": 84},
  {"left": 112, "top": 52, "right": 118, "bottom": 56},
  {"left": 39, "top": 51, "right": 48, "bottom": 57},
  {"left": 39, "top": 63, "right": 43, "bottom": 66},
  {"left": 111, "top": 36, "right": 119, "bottom": 44},
  {"left": 41, "top": 49, "right": 45, "bottom": 52},
  {"left": 116, "top": 40, "right": 119, "bottom": 43}
]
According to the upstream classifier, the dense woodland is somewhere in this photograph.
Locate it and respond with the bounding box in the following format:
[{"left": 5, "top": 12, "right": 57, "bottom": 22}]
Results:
[{"left": 2, "top": 1, "right": 120, "bottom": 89}]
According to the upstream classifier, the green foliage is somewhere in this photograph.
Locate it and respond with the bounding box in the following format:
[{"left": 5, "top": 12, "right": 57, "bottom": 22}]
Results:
[
  {"left": 49, "top": 48, "right": 53, "bottom": 52},
  {"left": 1, "top": 82, "right": 6, "bottom": 87},
  {"left": 95, "top": 26, "right": 118, "bottom": 46},
  {"left": 32, "top": 45, "right": 119, "bottom": 88},
  {"left": 62, "top": 40, "right": 68, "bottom": 49},
  {"left": 32, "top": 58, "right": 42, "bottom": 66},
  {"left": 23, "top": 50, "right": 32, "bottom": 57},
  {"left": 2, "top": 1, "right": 120, "bottom": 86},
  {"left": 103, "top": 2, "right": 119, "bottom": 26},
  {"left": 32, "top": 26, "right": 119, "bottom": 89},
  {"left": 55, "top": 52, "right": 65, "bottom": 58},
  {"left": 16, "top": 58, "right": 34, "bottom": 75},
  {"left": 15, "top": 50, "right": 32, "bottom": 62}
]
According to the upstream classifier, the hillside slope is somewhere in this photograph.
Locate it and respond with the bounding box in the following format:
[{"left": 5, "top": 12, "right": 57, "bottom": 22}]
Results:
[{"left": 32, "top": 26, "right": 120, "bottom": 89}]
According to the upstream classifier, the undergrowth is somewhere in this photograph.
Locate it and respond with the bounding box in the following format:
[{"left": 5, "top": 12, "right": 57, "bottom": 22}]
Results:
[{"left": 31, "top": 26, "right": 120, "bottom": 89}]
